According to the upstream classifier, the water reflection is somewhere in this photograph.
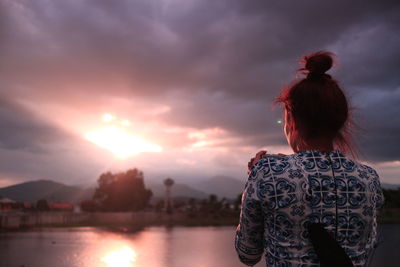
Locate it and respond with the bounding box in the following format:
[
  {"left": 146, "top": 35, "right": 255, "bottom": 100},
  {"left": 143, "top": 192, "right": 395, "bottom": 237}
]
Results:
[
  {"left": 101, "top": 246, "right": 137, "bottom": 267},
  {"left": 0, "top": 227, "right": 246, "bottom": 267},
  {"left": 0, "top": 226, "right": 396, "bottom": 267}
]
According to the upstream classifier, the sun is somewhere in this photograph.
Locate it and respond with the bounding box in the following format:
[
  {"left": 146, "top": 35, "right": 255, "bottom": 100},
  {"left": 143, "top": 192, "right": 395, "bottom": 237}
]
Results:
[{"left": 85, "top": 114, "right": 162, "bottom": 158}]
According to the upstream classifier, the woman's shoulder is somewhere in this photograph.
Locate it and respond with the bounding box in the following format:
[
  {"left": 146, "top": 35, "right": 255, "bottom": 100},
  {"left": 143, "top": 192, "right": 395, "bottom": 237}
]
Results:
[
  {"left": 356, "top": 162, "right": 380, "bottom": 179},
  {"left": 257, "top": 153, "right": 293, "bottom": 165},
  {"left": 253, "top": 150, "right": 379, "bottom": 176},
  {"left": 249, "top": 153, "right": 296, "bottom": 178}
]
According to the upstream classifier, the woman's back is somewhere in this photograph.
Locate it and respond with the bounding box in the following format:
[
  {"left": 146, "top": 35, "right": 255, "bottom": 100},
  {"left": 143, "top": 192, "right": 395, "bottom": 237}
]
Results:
[{"left": 235, "top": 150, "right": 384, "bottom": 266}]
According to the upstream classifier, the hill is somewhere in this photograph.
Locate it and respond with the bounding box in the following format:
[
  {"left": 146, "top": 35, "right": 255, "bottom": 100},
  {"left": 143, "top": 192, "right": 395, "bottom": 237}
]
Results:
[
  {"left": 147, "top": 183, "right": 208, "bottom": 199},
  {"left": 0, "top": 180, "right": 92, "bottom": 203},
  {"left": 382, "top": 183, "right": 400, "bottom": 190},
  {"left": 195, "top": 176, "right": 245, "bottom": 199},
  {"left": 0, "top": 180, "right": 210, "bottom": 203},
  {"left": 0, "top": 176, "right": 247, "bottom": 204}
]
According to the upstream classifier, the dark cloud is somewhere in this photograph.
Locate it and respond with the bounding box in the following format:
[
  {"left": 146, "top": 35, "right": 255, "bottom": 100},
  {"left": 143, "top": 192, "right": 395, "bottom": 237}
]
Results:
[
  {"left": 333, "top": 17, "right": 400, "bottom": 91},
  {"left": 160, "top": 91, "right": 286, "bottom": 146},
  {"left": 0, "top": 95, "right": 112, "bottom": 184},
  {"left": 0, "top": 97, "right": 72, "bottom": 152},
  {"left": 356, "top": 89, "right": 400, "bottom": 161},
  {"left": 1, "top": 0, "right": 398, "bottom": 98}
]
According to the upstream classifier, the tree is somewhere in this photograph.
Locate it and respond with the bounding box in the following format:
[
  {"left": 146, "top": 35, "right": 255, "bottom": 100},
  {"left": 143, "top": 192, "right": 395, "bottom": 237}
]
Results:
[
  {"left": 155, "top": 199, "right": 165, "bottom": 213},
  {"left": 80, "top": 200, "right": 99, "bottom": 212},
  {"left": 383, "top": 188, "right": 400, "bottom": 208},
  {"left": 234, "top": 193, "right": 242, "bottom": 211},
  {"left": 93, "top": 168, "right": 153, "bottom": 212},
  {"left": 36, "top": 199, "right": 50, "bottom": 211}
]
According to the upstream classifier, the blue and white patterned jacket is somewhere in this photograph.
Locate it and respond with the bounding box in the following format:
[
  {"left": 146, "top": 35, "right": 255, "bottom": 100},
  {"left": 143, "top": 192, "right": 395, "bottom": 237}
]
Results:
[{"left": 235, "top": 150, "right": 384, "bottom": 267}]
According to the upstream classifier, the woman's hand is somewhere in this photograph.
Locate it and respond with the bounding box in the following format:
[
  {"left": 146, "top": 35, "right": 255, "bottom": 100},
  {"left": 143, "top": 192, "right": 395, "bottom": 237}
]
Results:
[
  {"left": 247, "top": 151, "right": 287, "bottom": 174},
  {"left": 248, "top": 150, "right": 267, "bottom": 174}
]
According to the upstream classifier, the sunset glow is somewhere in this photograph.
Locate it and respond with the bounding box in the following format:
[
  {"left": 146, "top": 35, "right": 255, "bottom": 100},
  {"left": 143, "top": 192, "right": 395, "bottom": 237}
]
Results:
[
  {"left": 102, "top": 113, "right": 115, "bottom": 122},
  {"left": 85, "top": 114, "right": 162, "bottom": 158},
  {"left": 85, "top": 126, "right": 162, "bottom": 158},
  {"left": 101, "top": 246, "right": 137, "bottom": 267}
]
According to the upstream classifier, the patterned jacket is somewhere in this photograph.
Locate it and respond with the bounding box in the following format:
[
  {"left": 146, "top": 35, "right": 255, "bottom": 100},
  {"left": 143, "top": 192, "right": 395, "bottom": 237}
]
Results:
[{"left": 235, "top": 150, "right": 384, "bottom": 266}]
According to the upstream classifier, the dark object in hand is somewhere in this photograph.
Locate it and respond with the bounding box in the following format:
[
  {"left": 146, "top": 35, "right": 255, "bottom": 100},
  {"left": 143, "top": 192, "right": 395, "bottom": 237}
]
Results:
[{"left": 307, "top": 223, "right": 354, "bottom": 267}]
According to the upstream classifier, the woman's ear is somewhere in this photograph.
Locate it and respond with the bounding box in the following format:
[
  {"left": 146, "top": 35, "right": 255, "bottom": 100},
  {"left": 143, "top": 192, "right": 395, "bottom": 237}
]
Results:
[
  {"left": 284, "top": 109, "right": 292, "bottom": 137},
  {"left": 284, "top": 108, "right": 299, "bottom": 152}
]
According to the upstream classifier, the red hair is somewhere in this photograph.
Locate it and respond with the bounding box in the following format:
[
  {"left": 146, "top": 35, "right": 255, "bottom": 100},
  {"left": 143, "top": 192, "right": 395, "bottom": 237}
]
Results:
[{"left": 275, "top": 51, "right": 356, "bottom": 156}]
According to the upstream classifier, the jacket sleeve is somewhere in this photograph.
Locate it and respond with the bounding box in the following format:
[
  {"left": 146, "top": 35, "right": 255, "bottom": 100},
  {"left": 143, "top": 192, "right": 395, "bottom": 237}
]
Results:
[{"left": 235, "top": 168, "right": 264, "bottom": 266}]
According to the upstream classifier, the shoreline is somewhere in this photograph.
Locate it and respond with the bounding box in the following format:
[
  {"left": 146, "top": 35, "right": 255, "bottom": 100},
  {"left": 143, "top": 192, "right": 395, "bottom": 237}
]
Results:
[
  {"left": 0, "top": 211, "right": 240, "bottom": 231},
  {"left": 1, "top": 210, "right": 399, "bottom": 232}
]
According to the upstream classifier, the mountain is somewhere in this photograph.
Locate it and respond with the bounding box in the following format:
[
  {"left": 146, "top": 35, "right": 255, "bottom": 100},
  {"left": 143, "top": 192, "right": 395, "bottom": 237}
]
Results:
[
  {"left": 2, "top": 178, "right": 396, "bottom": 205},
  {"left": 0, "top": 176, "right": 246, "bottom": 204},
  {"left": 44, "top": 186, "right": 95, "bottom": 203},
  {"left": 148, "top": 183, "right": 208, "bottom": 199},
  {"left": 0, "top": 180, "right": 93, "bottom": 203},
  {"left": 0, "top": 179, "right": 209, "bottom": 203},
  {"left": 382, "top": 183, "right": 400, "bottom": 190},
  {"left": 195, "top": 176, "right": 245, "bottom": 199}
]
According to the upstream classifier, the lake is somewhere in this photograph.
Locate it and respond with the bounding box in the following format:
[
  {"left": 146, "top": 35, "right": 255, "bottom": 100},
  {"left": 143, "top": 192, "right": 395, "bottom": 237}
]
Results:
[{"left": 0, "top": 225, "right": 398, "bottom": 267}]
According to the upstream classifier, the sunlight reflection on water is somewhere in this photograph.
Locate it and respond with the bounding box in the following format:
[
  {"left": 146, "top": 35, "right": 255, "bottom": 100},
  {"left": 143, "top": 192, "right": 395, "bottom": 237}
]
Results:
[
  {"left": 101, "top": 246, "right": 137, "bottom": 267},
  {"left": 0, "top": 226, "right": 263, "bottom": 267},
  {"left": 0, "top": 226, "right": 396, "bottom": 267}
]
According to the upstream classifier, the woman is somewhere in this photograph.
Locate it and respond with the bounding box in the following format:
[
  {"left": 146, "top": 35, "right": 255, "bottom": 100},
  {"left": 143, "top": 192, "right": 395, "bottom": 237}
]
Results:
[{"left": 235, "top": 51, "right": 384, "bottom": 266}]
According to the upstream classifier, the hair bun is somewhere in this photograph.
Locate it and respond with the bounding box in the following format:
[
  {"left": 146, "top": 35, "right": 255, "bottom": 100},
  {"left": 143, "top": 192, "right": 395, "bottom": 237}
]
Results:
[{"left": 302, "top": 51, "right": 334, "bottom": 77}]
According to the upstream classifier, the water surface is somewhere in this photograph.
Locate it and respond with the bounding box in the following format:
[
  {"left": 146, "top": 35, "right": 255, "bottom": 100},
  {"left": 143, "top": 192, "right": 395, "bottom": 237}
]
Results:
[{"left": 0, "top": 225, "right": 398, "bottom": 267}]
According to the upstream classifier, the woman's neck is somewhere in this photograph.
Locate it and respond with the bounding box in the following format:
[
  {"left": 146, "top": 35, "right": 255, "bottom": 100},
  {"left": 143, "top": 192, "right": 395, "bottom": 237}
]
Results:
[{"left": 294, "top": 137, "right": 334, "bottom": 153}]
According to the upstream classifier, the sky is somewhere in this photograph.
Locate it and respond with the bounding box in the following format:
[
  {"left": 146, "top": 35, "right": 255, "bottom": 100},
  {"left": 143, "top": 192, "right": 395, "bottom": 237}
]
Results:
[{"left": 0, "top": 0, "right": 399, "bottom": 187}]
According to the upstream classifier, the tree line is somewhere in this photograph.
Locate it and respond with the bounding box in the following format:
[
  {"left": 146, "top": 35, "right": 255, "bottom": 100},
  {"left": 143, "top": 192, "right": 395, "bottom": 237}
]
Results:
[
  {"left": 382, "top": 188, "right": 400, "bottom": 208},
  {"left": 80, "top": 168, "right": 242, "bottom": 214},
  {"left": 80, "top": 169, "right": 400, "bottom": 212}
]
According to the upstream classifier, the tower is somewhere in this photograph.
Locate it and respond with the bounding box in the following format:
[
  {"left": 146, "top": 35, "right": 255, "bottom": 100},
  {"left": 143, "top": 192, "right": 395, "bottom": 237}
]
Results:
[{"left": 164, "top": 177, "right": 174, "bottom": 214}]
